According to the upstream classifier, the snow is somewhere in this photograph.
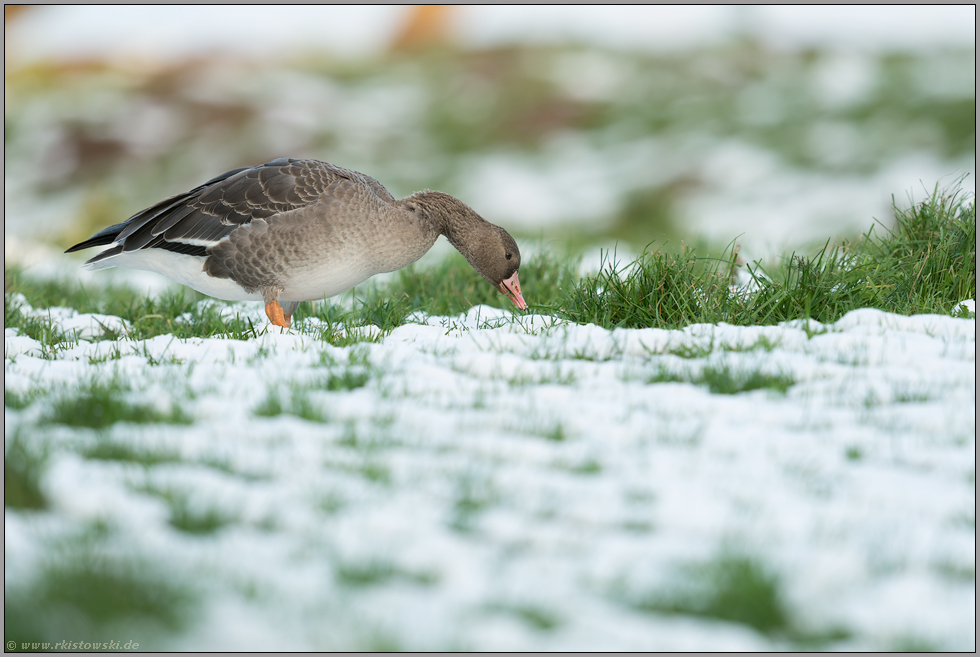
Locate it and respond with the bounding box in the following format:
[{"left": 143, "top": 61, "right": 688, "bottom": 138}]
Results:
[{"left": 4, "top": 294, "right": 975, "bottom": 650}]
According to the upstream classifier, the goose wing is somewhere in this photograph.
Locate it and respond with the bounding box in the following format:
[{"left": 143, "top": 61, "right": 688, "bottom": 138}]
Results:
[{"left": 65, "top": 158, "right": 395, "bottom": 264}]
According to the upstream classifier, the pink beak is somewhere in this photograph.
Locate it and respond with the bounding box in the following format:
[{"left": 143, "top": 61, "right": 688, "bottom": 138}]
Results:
[{"left": 499, "top": 271, "right": 527, "bottom": 310}]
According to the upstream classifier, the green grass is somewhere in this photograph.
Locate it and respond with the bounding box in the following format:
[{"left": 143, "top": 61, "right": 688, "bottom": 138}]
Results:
[
  {"left": 889, "top": 637, "right": 941, "bottom": 652},
  {"left": 295, "top": 248, "right": 574, "bottom": 332},
  {"left": 5, "top": 269, "right": 143, "bottom": 318},
  {"left": 81, "top": 438, "right": 242, "bottom": 477},
  {"left": 646, "top": 336, "right": 780, "bottom": 360},
  {"left": 323, "top": 455, "right": 392, "bottom": 484},
  {"left": 164, "top": 495, "right": 232, "bottom": 535},
  {"left": 625, "top": 552, "right": 854, "bottom": 646},
  {"left": 321, "top": 369, "right": 371, "bottom": 392},
  {"left": 521, "top": 421, "right": 571, "bottom": 442},
  {"left": 630, "top": 554, "right": 790, "bottom": 634},
  {"left": 5, "top": 386, "right": 42, "bottom": 410},
  {"left": 254, "top": 387, "right": 327, "bottom": 422},
  {"left": 83, "top": 441, "right": 185, "bottom": 467},
  {"left": 4, "top": 274, "right": 265, "bottom": 342},
  {"left": 4, "top": 293, "right": 80, "bottom": 358},
  {"left": 701, "top": 366, "right": 794, "bottom": 395},
  {"left": 42, "top": 378, "right": 192, "bottom": 429},
  {"left": 130, "top": 483, "right": 234, "bottom": 535},
  {"left": 449, "top": 475, "right": 497, "bottom": 533},
  {"left": 485, "top": 602, "right": 561, "bottom": 631},
  {"left": 3, "top": 248, "right": 571, "bottom": 348},
  {"left": 558, "top": 185, "right": 975, "bottom": 329},
  {"left": 254, "top": 352, "right": 372, "bottom": 421},
  {"left": 649, "top": 363, "right": 795, "bottom": 395},
  {"left": 5, "top": 430, "right": 48, "bottom": 510},
  {"left": 334, "top": 560, "right": 439, "bottom": 588},
  {"left": 5, "top": 548, "right": 196, "bottom": 645},
  {"left": 504, "top": 368, "right": 576, "bottom": 387}
]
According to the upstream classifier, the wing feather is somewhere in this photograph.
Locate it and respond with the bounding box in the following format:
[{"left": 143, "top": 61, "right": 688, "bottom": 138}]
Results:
[{"left": 65, "top": 158, "right": 396, "bottom": 266}]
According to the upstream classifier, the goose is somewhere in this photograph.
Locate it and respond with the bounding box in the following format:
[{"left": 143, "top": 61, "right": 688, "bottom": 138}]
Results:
[{"left": 66, "top": 157, "right": 527, "bottom": 327}]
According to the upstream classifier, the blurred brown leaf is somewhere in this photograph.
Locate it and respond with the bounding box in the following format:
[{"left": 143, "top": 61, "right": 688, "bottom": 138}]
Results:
[{"left": 391, "top": 5, "right": 454, "bottom": 51}]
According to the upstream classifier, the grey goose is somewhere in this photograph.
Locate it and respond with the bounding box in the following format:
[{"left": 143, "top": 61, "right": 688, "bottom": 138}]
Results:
[{"left": 66, "top": 158, "right": 527, "bottom": 327}]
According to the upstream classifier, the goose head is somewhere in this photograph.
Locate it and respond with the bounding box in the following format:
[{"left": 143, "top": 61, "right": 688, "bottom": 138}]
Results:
[{"left": 410, "top": 191, "right": 528, "bottom": 311}]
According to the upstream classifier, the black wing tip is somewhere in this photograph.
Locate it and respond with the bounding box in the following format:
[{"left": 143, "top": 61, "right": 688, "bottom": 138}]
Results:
[
  {"left": 65, "top": 235, "right": 114, "bottom": 253},
  {"left": 81, "top": 244, "right": 124, "bottom": 265},
  {"left": 64, "top": 219, "right": 134, "bottom": 254}
]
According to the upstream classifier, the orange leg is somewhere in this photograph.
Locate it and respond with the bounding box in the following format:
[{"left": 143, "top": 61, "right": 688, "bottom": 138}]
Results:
[{"left": 264, "top": 301, "right": 291, "bottom": 328}]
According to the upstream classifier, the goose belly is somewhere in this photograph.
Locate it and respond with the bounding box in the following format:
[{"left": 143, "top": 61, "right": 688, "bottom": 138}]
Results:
[
  {"left": 278, "top": 256, "right": 377, "bottom": 303},
  {"left": 88, "top": 247, "right": 382, "bottom": 304},
  {"left": 88, "top": 250, "right": 263, "bottom": 301}
]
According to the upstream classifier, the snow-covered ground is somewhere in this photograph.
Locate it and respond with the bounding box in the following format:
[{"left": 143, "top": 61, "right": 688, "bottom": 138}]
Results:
[{"left": 4, "top": 294, "right": 975, "bottom": 650}]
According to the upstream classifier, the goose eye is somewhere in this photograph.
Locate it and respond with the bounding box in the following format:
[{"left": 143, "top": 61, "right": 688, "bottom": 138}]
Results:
[{"left": 505, "top": 253, "right": 512, "bottom": 260}]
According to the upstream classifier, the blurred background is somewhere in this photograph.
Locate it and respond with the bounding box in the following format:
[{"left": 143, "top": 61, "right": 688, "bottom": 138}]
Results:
[{"left": 4, "top": 6, "right": 976, "bottom": 276}]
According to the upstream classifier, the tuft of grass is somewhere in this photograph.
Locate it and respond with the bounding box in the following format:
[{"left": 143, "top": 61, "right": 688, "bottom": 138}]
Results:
[
  {"left": 316, "top": 492, "right": 346, "bottom": 515},
  {"left": 86, "top": 343, "right": 125, "bottom": 365},
  {"left": 83, "top": 441, "right": 184, "bottom": 467},
  {"left": 5, "top": 534, "right": 197, "bottom": 644},
  {"left": 302, "top": 296, "right": 408, "bottom": 345},
  {"left": 5, "top": 386, "right": 42, "bottom": 410},
  {"left": 570, "top": 458, "right": 602, "bottom": 475},
  {"left": 505, "top": 367, "right": 576, "bottom": 387},
  {"left": 889, "top": 637, "right": 940, "bottom": 652},
  {"left": 5, "top": 271, "right": 264, "bottom": 342},
  {"left": 356, "top": 461, "right": 391, "bottom": 484},
  {"left": 648, "top": 363, "right": 795, "bottom": 395},
  {"left": 42, "top": 379, "right": 192, "bottom": 429},
  {"left": 4, "top": 294, "right": 80, "bottom": 358},
  {"left": 631, "top": 554, "right": 790, "bottom": 635},
  {"left": 864, "top": 185, "right": 976, "bottom": 314},
  {"left": 485, "top": 602, "right": 561, "bottom": 631},
  {"left": 384, "top": 249, "right": 573, "bottom": 317},
  {"left": 26, "top": 562, "right": 191, "bottom": 632},
  {"left": 4, "top": 430, "right": 48, "bottom": 510},
  {"left": 559, "top": 242, "right": 730, "bottom": 329},
  {"left": 312, "top": 347, "right": 373, "bottom": 391},
  {"left": 721, "top": 336, "right": 782, "bottom": 353},
  {"left": 701, "top": 365, "right": 795, "bottom": 395},
  {"left": 137, "top": 486, "right": 233, "bottom": 535},
  {"left": 655, "top": 336, "right": 780, "bottom": 360},
  {"left": 449, "top": 475, "right": 496, "bottom": 533},
  {"left": 5, "top": 267, "right": 142, "bottom": 318},
  {"left": 559, "top": 185, "right": 975, "bottom": 329},
  {"left": 622, "top": 519, "right": 655, "bottom": 533},
  {"left": 321, "top": 370, "right": 371, "bottom": 392},
  {"left": 892, "top": 390, "right": 932, "bottom": 403},
  {"left": 252, "top": 390, "right": 286, "bottom": 417},
  {"left": 932, "top": 559, "right": 975, "bottom": 582},
  {"left": 254, "top": 387, "right": 326, "bottom": 423},
  {"left": 168, "top": 503, "right": 231, "bottom": 536},
  {"left": 660, "top": 340, "right": 717, "bottom": 360},
  {"left": 334, "top": 560, "right": 438, "bottom": 588},
  {"left": 544, "top": 423, "right": 568, "bottom": 442}
]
